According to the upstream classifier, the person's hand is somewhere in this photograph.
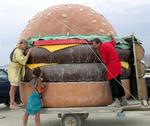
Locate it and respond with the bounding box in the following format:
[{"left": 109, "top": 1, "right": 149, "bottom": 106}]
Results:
[
  {"left": 109, "top": 34, "right": 114, "bottom": 39},
  {"left": 27, "top": 48, "right": 33, "bottom": 54},
  {"left": 26, "top": 48, "right": 33, "bottom": 58},
  {"left": 109, "top": 34, "right": 115, "bottom": 41}
]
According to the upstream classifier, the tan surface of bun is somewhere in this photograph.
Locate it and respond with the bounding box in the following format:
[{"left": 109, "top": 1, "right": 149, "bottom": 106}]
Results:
[{"left": 19, "top": 4, "right": 116, "bottom": 40}]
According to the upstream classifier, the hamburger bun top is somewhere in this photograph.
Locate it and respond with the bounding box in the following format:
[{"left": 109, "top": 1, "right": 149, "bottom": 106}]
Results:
[{"left": 19, "top": 4, "right": 116, "bottom": 40}]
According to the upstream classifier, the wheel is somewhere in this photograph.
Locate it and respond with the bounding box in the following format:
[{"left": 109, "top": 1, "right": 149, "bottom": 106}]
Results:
[
  {"left": 78, "top": 113, "right": 89, "bottom": 121},
  {"left": 61, "top": 114, "right": 81, "bottom": 126}
]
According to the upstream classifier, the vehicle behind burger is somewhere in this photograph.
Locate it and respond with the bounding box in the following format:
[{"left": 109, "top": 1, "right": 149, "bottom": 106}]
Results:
[{"left": 0, "top": 68, "right": 20, "bottom": 106}]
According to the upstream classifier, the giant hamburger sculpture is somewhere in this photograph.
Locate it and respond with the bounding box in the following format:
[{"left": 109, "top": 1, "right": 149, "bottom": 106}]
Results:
[{"left": 20, "top": 4, "right": 131, "bottom": 107}]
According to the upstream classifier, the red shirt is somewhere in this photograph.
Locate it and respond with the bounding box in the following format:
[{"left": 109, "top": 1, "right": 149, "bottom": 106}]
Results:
[{"left": 98, "top": 39, "right": 121, "bottom": 80}]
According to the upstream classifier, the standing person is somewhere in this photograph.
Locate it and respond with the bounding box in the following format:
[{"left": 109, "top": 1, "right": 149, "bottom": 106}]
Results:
[
  {"left": 8, "top": 39, "right": 32, "bottom": 109},
  {"left": 23, "top": 67, "right": 45, "bottom": 126},
  {"left": 91, "top": 35, "right": 128, "bottom": 107}
]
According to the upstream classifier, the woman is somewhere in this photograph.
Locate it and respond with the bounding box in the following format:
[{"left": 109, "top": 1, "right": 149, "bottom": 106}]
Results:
[{"left": 8, "top": 39, "right": 32, "bottom": 109}]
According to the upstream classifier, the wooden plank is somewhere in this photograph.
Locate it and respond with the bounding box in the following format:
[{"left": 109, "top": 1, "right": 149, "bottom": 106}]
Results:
[
  {"left": 132, "top": 35, "right": 147, "bottom": 99},
  {"left": 41, "top": 106, "right": 122, "bottom": 114},
  {"left": 137, "top": 78, "right": 148, "bottom": 99},
  {"left": 132, "top": 38, "right": 140, "bottom": 98},
  {"left": 122, "top": 104, "right": 150, "bottom": 111}
]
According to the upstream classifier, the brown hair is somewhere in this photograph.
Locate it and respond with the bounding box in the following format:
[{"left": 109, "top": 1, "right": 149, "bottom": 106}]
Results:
[
  {"left": 19, "top": 39, "right": 28, "bottom": 44},
  {"left": 33, "top": 67, "right": 41, "bottom": 77},
  {"left": 91, "top": 38, "right": 102, "bottom": 44}
]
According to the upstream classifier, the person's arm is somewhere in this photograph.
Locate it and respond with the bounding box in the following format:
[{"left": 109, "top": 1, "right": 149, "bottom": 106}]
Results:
[
  {"left": 99, "top": 45, "right": 108, "bottom": 65},
  {"left": 36, "top": 79, "right": 42, "bottom": 94},
  {"left": 109, "top": 35, "right": 116, "bottom": 47},
  {"left": 14, "top": 49, "right": 28, "bottom": 65},
  {"left": 26, "top": 48, "right": 32, "bottom": 59},
  {"left": 15, "top": 48, "right": 32, "bottom": 65},
  {"left": 41, "top": 83, "right": 47, "bottom": 93},
  {"left": 36, "top": 78, "right": 47, "bottom": 94}
]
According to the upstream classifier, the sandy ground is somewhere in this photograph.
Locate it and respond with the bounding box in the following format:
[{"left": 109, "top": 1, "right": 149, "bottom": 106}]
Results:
[{"left": 0, "top": 104, "right": 150, "bottom": 126}]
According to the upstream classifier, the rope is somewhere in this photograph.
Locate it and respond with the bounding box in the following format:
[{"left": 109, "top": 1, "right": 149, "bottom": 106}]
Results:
[{"left": 32, "top": 13, "right": 139, "bottom": 102}]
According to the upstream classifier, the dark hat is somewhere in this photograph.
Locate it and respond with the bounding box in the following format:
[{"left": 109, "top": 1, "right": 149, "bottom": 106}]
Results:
[{"left": 91, "top": 38, "right": 102, "bottom": 44}]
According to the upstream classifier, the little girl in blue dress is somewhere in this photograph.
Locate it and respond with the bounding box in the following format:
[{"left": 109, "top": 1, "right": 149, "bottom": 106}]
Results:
[{"left": 23, "top": 67, "right": 46, "bottom": 126}]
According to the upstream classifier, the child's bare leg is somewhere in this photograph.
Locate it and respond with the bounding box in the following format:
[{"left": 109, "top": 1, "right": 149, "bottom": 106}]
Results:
[
  {"left": 35, "top": 112, "right": 41, "bottom": 126},
  {"left": 23, "top": 113, "right": 29, "bottom": 126}
]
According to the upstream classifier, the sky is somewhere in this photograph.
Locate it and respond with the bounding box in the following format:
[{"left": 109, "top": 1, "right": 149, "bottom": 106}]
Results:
[{"left": 0, "top": 0, "right": 150, "bottom": 66}]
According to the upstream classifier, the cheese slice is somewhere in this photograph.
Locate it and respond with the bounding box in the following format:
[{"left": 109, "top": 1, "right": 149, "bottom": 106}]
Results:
[
  {"left": 27, "top": 63, "right": 57, "bottom": 69},
  {"left": 121, "top": 61, "right": 129, "bottom": 69},
  {"left": 39, "top": 44, "right": 79, "bottom": 52}
]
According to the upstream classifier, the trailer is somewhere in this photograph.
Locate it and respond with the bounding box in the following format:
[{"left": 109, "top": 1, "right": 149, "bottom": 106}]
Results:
[
  {"left": 40, "top": 100, "right": 150, "bottom": 126},
  {"left": 41, "top": 106, "right": 122, "bottom": 126},
  {"left": 39, "top": 35, "right": 150, "bottom": 126}
]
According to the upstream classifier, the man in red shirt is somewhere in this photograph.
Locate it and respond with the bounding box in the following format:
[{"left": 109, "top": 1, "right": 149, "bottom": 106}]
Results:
[{"left": 91, "top": 36, "right": 128, "bottom": 107}]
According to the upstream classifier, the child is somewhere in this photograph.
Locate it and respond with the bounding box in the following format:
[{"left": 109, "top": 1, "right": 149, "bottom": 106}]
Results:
[{"left": 23, "top": 67, "right": 45, "bottom": 126}]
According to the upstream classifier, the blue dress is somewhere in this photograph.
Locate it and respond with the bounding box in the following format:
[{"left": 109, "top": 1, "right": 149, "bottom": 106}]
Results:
[{"left": 25, "top": 91, "right": 42, "bottom": 115}]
